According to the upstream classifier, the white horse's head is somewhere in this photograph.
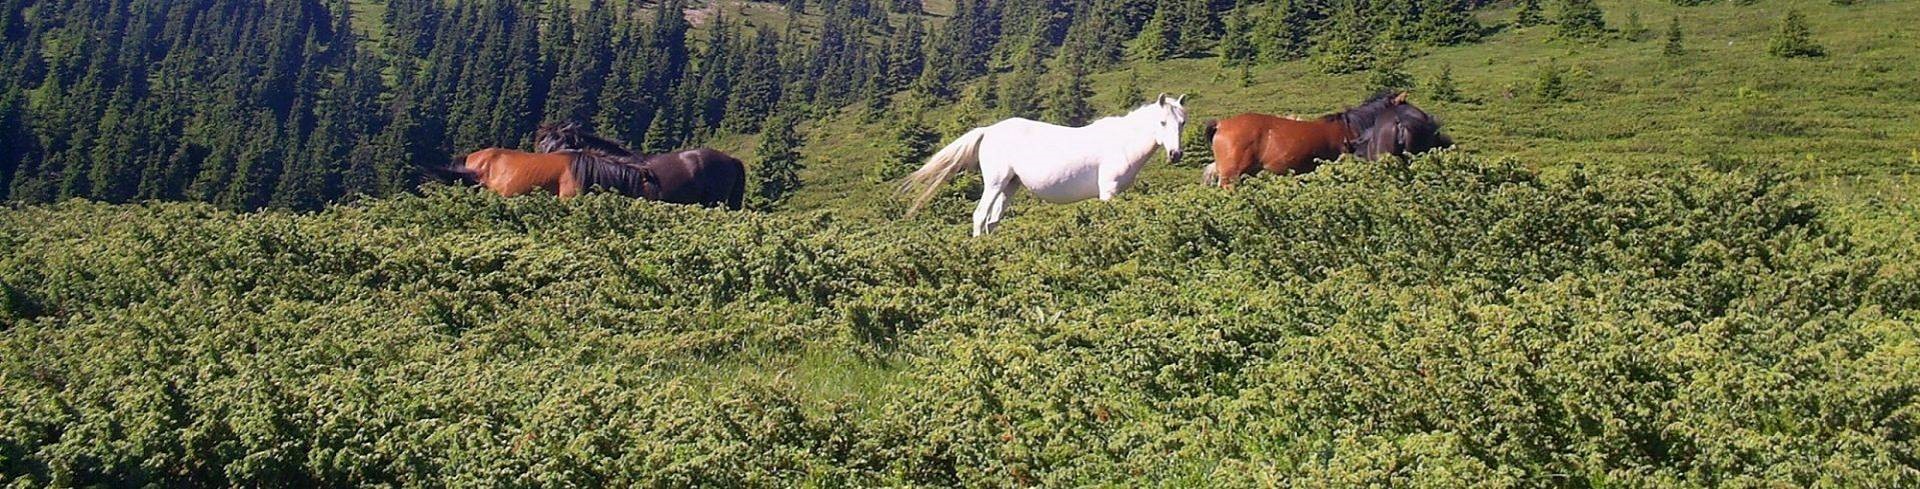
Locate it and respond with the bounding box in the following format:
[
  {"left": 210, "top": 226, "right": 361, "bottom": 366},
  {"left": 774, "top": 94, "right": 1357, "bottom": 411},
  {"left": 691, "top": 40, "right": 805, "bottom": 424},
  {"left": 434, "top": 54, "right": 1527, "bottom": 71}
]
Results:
[{"left": 1140, "top": 93, "right": 1189, "bottom": 165}]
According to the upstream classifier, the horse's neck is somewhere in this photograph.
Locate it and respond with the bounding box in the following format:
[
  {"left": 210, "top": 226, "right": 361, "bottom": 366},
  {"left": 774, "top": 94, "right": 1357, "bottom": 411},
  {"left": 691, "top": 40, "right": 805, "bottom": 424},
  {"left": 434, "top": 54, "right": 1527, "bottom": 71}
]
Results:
[{"left": 1103, "top": 117, "right": 1160, "bottom": 170}]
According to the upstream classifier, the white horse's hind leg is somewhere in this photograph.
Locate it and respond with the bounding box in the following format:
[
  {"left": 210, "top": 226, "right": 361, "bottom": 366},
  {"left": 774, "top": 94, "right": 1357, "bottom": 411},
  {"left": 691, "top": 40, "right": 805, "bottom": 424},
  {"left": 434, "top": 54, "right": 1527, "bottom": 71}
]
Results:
[
  {"left": 983, "top": 187, "right": 1012, "bottom": 234},
  {"left": 972, "top": 183, "right": 1000, "bottom": 236}
]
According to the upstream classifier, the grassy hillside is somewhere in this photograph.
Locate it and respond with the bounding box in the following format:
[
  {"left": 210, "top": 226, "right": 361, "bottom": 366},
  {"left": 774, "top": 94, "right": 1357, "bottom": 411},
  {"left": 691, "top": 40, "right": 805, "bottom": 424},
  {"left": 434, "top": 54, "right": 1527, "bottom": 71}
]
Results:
[
  {"left": 783, "top": 0, "right": 1920, "bottom": 227},
  {"left": 4, "top": 0, "right": 1919, "bottom": 485}
]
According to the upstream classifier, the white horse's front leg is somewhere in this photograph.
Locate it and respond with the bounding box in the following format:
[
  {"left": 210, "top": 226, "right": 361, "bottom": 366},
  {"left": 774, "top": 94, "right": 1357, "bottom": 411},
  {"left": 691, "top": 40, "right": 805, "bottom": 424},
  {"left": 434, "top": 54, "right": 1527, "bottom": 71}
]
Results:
[{"left": 1098, "top": 172, "right": 1126, "bottom": 201}]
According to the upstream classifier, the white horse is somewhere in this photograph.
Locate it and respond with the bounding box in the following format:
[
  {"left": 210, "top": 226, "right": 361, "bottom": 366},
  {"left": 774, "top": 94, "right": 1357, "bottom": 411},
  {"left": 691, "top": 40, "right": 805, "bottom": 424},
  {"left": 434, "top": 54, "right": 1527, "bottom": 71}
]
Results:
[{"left": 902, "top": 93, "right": 1189, "bottom": 236}]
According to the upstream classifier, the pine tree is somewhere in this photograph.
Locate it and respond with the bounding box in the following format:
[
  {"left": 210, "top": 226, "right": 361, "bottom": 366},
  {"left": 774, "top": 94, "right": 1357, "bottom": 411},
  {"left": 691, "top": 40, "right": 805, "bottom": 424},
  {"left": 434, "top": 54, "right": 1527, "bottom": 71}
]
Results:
[
  {"left": 1767, "top": 10, "right": 1825, "bottom": 58},
  {"left": 1427, "top": 64, "right": 1463, "bottom": 102},
  {"left": 1514, "top": 0, "right": 1545, "bottom": 28},
  {"left": 1415, "top": 0, "right": 1480, "bottom": 46},
  {"left": 1314, "top": 1, "right": 1376, "bottom": 74},
  {"left": 1002, "top": 62, "right": 1044, "bottom": 120},
  {"left": 1622, "top": 10, "right": 1649, "bottom": 41},
  {"left": 1129, "top": 7, "right": 1173, "bottom": 61},
  {"left": 1172, "top": 0, "right": 1220, "bottom": 56},
  {"left": 870, "top": 114, "right": 938, "bottom": 183},
  {"left": 750, "top": 107, "right": 806, "bottom": 211},
  {"left": 1534, "top": 59, "right": 1568, "bottom": 101},
  {"left": 1555, "top": 0, "right": 1607, "bottom": 40},
  {"left": 1116, "top": 67, "right": 1143, "bottom": 110},
  {"left": 1253, "top": 0, "right": 1311, "bottom": 63},
  {"left": 1664, "top": 17, "right": 1686, "bottom": 57},
  {"left": 1044, "top": 58, "right": 1095, "bottom": 126},
  {"left": 1219, "top": 1, "right": 1256, "bottom": 66},
  {"left": 1367, "top": 41, "right": 1415, "bottom": 93}
]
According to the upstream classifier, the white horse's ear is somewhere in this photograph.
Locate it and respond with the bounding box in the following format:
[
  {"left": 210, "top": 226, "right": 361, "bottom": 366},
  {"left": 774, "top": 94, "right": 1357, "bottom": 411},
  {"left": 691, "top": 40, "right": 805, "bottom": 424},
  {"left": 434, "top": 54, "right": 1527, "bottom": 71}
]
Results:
[
  {"left": 1158, "top": 93, "right": 1170, "bottom": 105},
  {"left": 1177, "top": 93, "right": 1189, "bottom": 104}
]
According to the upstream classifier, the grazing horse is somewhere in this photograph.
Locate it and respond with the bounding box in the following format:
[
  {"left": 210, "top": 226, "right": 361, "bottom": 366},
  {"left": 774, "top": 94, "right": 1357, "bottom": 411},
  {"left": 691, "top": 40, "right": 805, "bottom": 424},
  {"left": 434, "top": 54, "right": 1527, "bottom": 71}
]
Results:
[
  {"left": 422, "top": 148, "right": 657, "bottom": 199},
  {"left": 902, "top": 93, "right": 1189, "bottom": 236},
  {"left": 1202, "top": 91, "right": 1453, "bottom": 188},
  {"left": 532, "top": 121, "right": 748, "bottom": 210}
]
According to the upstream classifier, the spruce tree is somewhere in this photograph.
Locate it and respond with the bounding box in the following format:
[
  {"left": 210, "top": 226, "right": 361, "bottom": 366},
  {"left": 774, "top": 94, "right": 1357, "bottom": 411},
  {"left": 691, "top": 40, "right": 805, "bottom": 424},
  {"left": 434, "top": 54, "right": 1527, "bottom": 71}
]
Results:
[
  {"left": 870, "top": 115, "right": 938, "bottom": 183},
  {"left": 1664, "top": 17, "right": 1686, "bottom": 57},
  {"left": 1367, "top": 41, "right": 1415, "bottom": 93},
  {"left": 1555, "top": 0, "right": 1607, "bottom": 40},
  {"left": 1427, "top": 64, "right": 1463, "bottom": 102},
  {"left": 1045, "top": 58, "right": 1096, "bottom": 126},
  {"left": 1219, "top": 1, "right": 1256, "bottom": 66},
  {"left": 1116, "top": 67, "right": 1143, "bottom": 110},
  {"left": 1253, "top": 0, "right": 1310, "bottom": 63},
  {"left": 1415, "top": 0, "right": 1480, "bottom": 46},
  {"left": 1129, "top": 7, "right": 1174, "bottom": 61},
  {"left": 1622, "top": 10, "right": 1649, "bottom": 42},
  {"left": 1314, "top": 1, "right": 1375, "bottom": 74},
  {"left": 1514, "top": 0, "right": 1545, "bottom": 28},
  {"left": 1767, "top": 10, "right": 1825, "bottom": 58},
  {"left": 1173, "top": 0, "right": 1220, "bottom": 56},
  {"left": 750, "top": 107, "right": 806, "bottom": 211},
  {"left": 1003, "top": 62, "right": 1044, "bottom": 120},
  {"left": 1534, "top": 59, "right": 1568, "bottom": 101}
]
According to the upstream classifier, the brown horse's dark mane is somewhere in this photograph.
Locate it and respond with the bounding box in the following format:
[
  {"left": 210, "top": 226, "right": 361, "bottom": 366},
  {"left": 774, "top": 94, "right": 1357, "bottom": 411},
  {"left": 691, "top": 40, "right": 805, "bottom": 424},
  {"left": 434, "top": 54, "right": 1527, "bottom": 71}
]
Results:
[{"left": 568, "top": 151, "right": 654, "bottom": 197}]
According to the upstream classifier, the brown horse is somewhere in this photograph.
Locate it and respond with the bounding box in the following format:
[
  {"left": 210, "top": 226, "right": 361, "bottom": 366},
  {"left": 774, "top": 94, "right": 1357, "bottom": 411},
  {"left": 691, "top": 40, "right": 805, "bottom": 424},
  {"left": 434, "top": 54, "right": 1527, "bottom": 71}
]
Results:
[
  {"left": 534, "top": 122, "right": 747, "bottom": 210},
  {"left": 1203, "top": 91, "right": 1453, "bottom": 188},
  {"left": 421, "top": 148, "right": 659, "bottom": 199}
]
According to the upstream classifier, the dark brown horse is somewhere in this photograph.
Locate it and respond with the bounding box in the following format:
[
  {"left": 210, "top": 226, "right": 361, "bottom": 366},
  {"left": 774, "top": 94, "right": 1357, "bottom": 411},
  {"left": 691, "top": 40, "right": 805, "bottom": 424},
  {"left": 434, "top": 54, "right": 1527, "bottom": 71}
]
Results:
[
  {"left": 421, "top": 148, "right": 659, "bottom": 199},
  {"left": 534, "top": 122, "right": 747, "bottom": 210},
  {"left": 1203, "top": 91, "right": 1453, "bottom": 188}
]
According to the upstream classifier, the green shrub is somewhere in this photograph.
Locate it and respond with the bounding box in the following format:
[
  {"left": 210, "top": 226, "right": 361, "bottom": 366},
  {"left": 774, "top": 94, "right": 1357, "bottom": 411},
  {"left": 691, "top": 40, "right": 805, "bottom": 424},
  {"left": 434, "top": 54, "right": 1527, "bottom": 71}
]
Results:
[
  {"left": 1768, "top": 10, "right": 1827, "bottom": 58},
  {"left": 2, "top": 154, "right": 1915, "bottom": 486}
]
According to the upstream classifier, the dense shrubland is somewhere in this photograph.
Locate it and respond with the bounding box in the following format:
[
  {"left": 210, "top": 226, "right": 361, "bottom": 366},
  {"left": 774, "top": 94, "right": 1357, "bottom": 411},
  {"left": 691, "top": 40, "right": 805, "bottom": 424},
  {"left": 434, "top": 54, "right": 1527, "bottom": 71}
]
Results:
[{"left": 3, "top": 153, "right": 1915, "bottom": 485}]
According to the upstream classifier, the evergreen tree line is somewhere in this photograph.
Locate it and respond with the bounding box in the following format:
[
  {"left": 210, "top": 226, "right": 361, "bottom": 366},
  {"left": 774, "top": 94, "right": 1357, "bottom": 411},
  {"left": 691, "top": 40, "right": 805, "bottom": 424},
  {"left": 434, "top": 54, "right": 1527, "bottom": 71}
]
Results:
[{"left": 0, "top": 0, "right": 1500, "bottom": 211}]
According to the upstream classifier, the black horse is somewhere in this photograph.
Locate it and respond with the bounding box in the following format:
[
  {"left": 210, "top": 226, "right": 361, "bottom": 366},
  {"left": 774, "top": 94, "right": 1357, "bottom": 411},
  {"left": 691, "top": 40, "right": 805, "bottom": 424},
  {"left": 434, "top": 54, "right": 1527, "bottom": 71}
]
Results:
[{"left": 534, "top": 121, "right": 748, "bottom": 210}]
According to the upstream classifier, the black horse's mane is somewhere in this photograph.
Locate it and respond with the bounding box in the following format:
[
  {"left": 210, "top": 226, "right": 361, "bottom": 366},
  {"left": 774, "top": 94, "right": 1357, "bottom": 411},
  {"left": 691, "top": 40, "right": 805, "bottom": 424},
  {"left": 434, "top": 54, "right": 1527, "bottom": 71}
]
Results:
[
  {"left": 1323, "top": 90, "right": 1407, "bottom": 130},
  {"left": 537, "top": 121, "right": 638, "bottom": 158},
  {"left": 568, "top": 151, "right": 654, "bottom": 197}
]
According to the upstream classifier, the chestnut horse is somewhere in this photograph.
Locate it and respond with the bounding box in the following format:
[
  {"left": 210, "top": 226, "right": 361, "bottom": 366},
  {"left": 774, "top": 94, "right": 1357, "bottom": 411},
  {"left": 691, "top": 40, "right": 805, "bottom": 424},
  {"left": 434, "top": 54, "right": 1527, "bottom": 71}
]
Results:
[
  {"left": 1203, "top": 91, "right": 1452, "bottom": 188},
  {"left": 422, "top": 148, "right": 658, "bottom": 199},
  {"left": 534, "top": 122, "right": 747, "bottom": 210}
]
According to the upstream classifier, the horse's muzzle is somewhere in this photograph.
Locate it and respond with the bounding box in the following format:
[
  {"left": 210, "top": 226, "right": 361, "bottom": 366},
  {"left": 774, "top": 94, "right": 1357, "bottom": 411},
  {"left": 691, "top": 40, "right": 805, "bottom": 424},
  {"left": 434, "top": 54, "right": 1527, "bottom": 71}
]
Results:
[{"left": 1168, "top": 150, "right": 1184, "bottom": 164}]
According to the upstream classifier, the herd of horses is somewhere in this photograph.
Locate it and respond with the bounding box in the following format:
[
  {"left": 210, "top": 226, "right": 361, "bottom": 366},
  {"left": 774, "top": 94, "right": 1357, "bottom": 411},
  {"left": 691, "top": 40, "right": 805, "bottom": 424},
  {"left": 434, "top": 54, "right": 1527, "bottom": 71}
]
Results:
[{"left": 424, "top": 90, "right": 1452, "bottom": 236}]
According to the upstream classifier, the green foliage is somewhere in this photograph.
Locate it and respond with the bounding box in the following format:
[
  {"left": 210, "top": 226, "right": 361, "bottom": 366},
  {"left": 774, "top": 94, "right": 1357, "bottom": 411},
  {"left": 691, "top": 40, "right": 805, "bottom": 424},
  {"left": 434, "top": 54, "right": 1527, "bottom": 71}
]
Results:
[
  {"left": 1219, "top": 1, "right": 1257, "bottom": 66},
  {"left": 1367, "top": 42, "right": 1417, "bottom": 93},
  {"left": 1426, "top": 64, "right": 1464, "bottom": 103},
  {"left": 1514, "top": 0, "right": 1546, "bottom": 28},
  {"left": 1314, "top": 2, "right": 1376, "bottom": 74},
  {"left": 1534, "top": 59, "right": 1569, "bottom": 101},
  {"left": 869, "top": 116, "right": 938, "bottom": 184},
  {"left": 1768, "top": 10, "right": 1826, "bottom": 58},
  {"left": 1665, "top": 16, "right": 1687, "bottom": 57},
  {"left": 1414, "top": 0, "right": 1480, "bottom": 46},
  {"left": 1045, "top": 61, "right": 1097, "bottom": 127},
  {"left": 1253, "top": 0, "right": 1312, "bottom": 63},
  {"left": 1177, "top": 118, "right": 1214, "bottom": 169},
  {"left": 750, "top": 109, "right": 806, "bottom": 211},
  {"left": 1129, "top": 9, "right": 1174, "bottom": 62},
  {"left": 1555, "top": 0, "right": 1609, "bottom": 40},
  {"left": 1622, "top": 10, "right": 1650, "bottom": 41},
  {"left": 1115, "top": 67, "right": 1144, "bottom": 111},
  {"left": 4, "top": 154, "right": 1917, "bottom": 485}
]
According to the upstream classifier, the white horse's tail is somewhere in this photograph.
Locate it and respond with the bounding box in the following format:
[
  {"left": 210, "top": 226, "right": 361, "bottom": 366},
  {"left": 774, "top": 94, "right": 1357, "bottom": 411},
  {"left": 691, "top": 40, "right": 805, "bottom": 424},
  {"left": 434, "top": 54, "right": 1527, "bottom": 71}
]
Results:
[
  {"left": 901, "top": 127, "right": 987, "bottom": 217},
  {"left": 1201, "top": 162, "right": 1220, "bottom": 187}
]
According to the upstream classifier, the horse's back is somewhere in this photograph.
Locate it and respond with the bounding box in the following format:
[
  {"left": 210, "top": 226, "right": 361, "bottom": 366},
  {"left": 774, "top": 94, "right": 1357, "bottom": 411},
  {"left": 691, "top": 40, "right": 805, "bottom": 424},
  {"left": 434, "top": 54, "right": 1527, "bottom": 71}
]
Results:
[{"left": 640, "top": 148, "right": 746, "bottom": 208}]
